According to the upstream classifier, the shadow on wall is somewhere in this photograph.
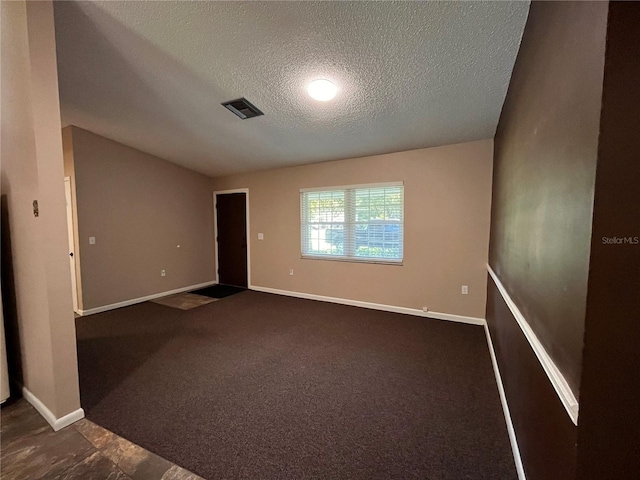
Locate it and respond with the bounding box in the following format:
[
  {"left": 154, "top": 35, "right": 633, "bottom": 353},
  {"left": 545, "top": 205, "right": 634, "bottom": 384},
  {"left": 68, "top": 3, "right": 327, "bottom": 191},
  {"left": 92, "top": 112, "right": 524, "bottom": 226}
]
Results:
[
  {"left": 1, "top": 194, "right": 24, "bottom": 398},
  {"left": 53, "top": 1, "right": 271, "bottom": 174}
]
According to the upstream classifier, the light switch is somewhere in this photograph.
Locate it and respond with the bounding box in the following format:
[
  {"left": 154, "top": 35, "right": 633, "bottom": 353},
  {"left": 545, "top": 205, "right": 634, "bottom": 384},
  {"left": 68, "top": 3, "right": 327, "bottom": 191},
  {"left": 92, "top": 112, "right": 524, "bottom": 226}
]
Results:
[
  {"left": 258, "top": 233, "right": 264, "bottom": 240},
  {"left": 89, "top": 236, "right": 96, "bottom": 245}
]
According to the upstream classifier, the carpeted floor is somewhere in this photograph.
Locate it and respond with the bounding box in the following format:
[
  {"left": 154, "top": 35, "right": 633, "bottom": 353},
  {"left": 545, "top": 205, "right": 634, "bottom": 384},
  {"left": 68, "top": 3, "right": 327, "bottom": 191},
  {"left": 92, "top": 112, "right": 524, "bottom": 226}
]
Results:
[{"left": 75, "top": 291, "right": 516, "bottom": 480}]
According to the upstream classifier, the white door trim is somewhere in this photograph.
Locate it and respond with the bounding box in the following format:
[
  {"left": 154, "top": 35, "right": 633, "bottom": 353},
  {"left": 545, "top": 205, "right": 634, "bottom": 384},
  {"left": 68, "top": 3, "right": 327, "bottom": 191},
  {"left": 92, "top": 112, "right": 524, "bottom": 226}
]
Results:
[
  {"left": 64, "top": 177, "right": 79, "bottom": 313},
  {"left": 213, "top": 188, "right": 251, "bottom": 287}
]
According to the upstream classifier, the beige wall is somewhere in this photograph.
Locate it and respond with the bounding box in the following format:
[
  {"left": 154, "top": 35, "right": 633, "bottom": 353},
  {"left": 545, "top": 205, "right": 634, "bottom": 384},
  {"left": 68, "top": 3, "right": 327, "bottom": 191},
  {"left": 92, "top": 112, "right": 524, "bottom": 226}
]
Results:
[
  {"left": 0, "top": 0, "right": 81, "bottom": 418},
  {"left": 212, "top": 139, "right": 493, "bottom": 319},
  {"left": 65, "top": 127, "right": 215, "bottom": 310}
]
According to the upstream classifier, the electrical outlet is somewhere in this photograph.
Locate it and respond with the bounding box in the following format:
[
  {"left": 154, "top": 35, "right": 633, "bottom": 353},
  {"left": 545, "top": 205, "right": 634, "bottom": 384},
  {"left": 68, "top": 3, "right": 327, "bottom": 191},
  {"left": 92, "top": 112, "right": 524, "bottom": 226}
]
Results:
[
  {"left": 161, "top": 270, "right": 166, "bottom": 277},
  {"left": 258, "top": 233, "right": 264, "bottom": 240},
  {"left": 289, "top": 269, "right": 294, "bottom": 276},
  {"left": 89, "top": 236, "right": 96, "bottom": 245},
  {"left": 422, "top": 306, "right": 429, "bottom": 312},
  {"left": 461, "top": 285, "right": 469, "bottom": 295}
]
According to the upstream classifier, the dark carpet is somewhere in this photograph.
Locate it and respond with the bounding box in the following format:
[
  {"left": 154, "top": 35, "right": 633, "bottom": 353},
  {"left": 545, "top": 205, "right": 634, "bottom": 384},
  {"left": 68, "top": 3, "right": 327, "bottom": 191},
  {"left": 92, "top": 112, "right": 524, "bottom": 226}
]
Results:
[
  {"left": 75, "top": 291, "right": 516, "bottom": 480},
  {"left": 191, "top": 284, "right": 246, "bottom": 299}
]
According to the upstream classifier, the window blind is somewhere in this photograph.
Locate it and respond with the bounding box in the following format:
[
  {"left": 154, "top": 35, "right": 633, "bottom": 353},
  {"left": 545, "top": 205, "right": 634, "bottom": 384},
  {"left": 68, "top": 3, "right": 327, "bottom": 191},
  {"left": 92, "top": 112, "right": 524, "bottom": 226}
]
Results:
[{"left": 300, "top": 182, "right": 404, "bottom": 264}]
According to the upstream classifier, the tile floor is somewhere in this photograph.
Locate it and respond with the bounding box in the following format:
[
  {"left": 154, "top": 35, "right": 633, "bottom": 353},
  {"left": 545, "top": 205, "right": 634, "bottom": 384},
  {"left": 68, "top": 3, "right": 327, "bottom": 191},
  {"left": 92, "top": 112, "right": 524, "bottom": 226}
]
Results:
[
  {"left": 1, "top": 398, "right": 204, "bottom": 480},
  {"left": 149, "top": 292, "right": 216, "bottom": 310}
]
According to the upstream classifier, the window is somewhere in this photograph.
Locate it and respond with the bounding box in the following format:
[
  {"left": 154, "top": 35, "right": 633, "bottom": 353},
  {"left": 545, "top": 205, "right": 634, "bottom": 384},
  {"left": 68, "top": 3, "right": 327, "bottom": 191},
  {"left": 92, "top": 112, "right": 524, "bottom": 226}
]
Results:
[{"left": 301, "top": 182, "right": 404, "bottom": 264}]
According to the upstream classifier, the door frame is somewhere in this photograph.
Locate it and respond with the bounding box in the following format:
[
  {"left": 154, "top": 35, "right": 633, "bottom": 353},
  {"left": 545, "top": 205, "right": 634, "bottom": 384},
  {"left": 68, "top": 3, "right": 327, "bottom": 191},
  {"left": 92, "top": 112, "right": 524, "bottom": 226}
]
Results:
[
  {"left": 213, "top": 188, "right": 251, "bottom": 287},
  {"left": 64, "top": 177, "right": 80, "bottom": 313}
]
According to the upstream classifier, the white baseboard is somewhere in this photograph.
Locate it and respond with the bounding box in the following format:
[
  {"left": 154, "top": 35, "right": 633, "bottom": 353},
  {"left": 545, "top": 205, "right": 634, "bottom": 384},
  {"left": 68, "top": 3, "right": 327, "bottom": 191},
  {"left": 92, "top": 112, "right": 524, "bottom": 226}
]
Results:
[
  {"left": 486, "top": 265, "right": 579, "bottom": 424},
  {"left": 484, "top": 323, "right": 526, "bottom": 480},
  {"left": 78, "top": 280, "right": 217, "bottom": 316},
  {"left": 249, "top": 285, "right": 485, "bottom": 326},
  {"left": 22, "top": 386, "right": 85, "bottom": 431}
]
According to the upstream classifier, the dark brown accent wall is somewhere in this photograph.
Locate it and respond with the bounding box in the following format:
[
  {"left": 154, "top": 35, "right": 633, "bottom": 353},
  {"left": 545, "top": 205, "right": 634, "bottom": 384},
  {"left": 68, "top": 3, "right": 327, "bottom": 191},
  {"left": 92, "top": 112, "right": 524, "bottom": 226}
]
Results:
[
  {"left": 486, "top": 279, "right": 577, "bottom": 480},
  {"left": 487, "top": 2, "right": 611, "bottom": 479},
  {"left": 576, "top": 3, "right": 640, "bottom": 478},
  {"left": 489, "top": 0, "right": 609, "bottom": 396}
]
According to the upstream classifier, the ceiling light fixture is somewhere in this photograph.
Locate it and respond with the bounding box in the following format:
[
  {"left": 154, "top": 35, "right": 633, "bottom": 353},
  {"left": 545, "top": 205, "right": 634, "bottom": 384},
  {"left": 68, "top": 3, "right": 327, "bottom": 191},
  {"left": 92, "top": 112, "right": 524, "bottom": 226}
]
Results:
[{"left": 307, "top": 79, "right": 337, "bottom": 101}]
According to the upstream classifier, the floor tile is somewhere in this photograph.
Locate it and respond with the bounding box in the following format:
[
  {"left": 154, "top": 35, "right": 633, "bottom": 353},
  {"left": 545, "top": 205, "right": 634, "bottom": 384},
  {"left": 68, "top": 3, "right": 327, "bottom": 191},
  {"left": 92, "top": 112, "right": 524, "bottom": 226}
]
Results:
[
  {"left": 74, "top": 418, "right": 117, "bottom": 449},
  {"left": 1, "top": 399, "right": 202, "bottom": 480},
  {"left": 1, "top": 399, "right": 51, "bottom": 448},
  {"left": 100, "top": 437, "right": 149, "bottom": 474},
  {"left": 150, "top": 293, "right": 216, "bottom": 310},
  {"left": 161, "top": 464, "right": 206, "bottom": 480},
  {"left": 49, "top": 450, "right": 131, "bottom": 480},
  {"left": 0, "top": 425, "right": 95, "bottom": 480},
  {"left": 128, "top": 453, "right": 174, "bottom": 480}
]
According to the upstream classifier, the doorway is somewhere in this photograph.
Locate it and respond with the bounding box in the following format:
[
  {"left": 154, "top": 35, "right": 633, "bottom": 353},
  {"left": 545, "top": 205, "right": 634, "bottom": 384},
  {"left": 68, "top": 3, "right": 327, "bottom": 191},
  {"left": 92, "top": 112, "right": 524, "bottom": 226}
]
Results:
[{"left": 214, "top": 190, "right": 249, "bottom": 288}]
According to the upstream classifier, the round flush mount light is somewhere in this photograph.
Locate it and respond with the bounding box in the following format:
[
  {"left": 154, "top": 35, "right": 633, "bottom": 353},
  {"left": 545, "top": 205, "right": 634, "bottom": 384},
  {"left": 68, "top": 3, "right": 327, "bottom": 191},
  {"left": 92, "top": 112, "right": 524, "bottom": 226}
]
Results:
[{"left": 307, "top": 79, "right": 337, "bottom": 101}]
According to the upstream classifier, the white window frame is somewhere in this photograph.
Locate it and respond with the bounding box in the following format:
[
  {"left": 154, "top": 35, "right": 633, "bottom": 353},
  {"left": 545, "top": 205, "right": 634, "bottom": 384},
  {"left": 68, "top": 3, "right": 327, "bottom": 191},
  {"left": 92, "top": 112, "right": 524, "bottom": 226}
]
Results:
[{"left": 300, "top": 182, "right": 404, "bottom": 265}]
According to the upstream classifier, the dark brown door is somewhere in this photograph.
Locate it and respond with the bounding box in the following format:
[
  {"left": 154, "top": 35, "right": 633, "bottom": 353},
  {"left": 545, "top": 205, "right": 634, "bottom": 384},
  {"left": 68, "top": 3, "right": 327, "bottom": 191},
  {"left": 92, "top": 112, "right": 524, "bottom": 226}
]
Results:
[{"left": 216, "top": 193, "right": 248, "bottom": 288}]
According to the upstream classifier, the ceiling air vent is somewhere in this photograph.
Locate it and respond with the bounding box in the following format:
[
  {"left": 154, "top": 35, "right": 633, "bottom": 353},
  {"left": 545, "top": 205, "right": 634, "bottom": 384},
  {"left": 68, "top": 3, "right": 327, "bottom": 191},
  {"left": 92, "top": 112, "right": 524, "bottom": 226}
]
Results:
[{"left": 221, "top": 98, "right": 264, "bottom": 119}]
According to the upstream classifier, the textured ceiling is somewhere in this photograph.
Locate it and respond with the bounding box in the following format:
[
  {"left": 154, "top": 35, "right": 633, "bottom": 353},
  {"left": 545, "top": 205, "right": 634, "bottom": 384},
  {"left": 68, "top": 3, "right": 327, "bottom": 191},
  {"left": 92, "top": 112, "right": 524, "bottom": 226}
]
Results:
[{"left": 54, "top": 1, "right": 529, "bottom": 177}]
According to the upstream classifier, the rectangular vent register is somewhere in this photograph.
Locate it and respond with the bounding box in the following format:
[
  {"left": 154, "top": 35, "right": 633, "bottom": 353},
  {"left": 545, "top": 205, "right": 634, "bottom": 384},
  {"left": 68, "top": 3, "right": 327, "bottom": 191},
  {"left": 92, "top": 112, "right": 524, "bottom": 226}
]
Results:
[{"left": 221, "top": 98, "right": 264, "bottom": 119}]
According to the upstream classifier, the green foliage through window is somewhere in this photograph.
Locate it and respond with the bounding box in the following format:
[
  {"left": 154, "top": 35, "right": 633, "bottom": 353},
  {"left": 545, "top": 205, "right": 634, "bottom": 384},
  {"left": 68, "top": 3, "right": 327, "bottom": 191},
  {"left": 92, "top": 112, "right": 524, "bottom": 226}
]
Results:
[{"left": 301, "top": 183, "right": 404, "bottom": 263}]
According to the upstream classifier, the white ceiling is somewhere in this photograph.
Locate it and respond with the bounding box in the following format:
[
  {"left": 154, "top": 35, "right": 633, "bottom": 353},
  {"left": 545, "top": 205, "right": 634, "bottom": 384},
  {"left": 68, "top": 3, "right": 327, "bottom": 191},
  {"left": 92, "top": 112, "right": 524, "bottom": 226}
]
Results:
[{"left": 54, "top": 1, "right": 529, "bottom": 177}]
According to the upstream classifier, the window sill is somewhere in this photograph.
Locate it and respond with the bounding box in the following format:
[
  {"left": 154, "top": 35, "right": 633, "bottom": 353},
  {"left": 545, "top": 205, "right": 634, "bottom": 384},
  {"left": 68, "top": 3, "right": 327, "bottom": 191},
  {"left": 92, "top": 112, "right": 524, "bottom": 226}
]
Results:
[{"left": 301, "top": 255, "right": 403, "bottom": 266}]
